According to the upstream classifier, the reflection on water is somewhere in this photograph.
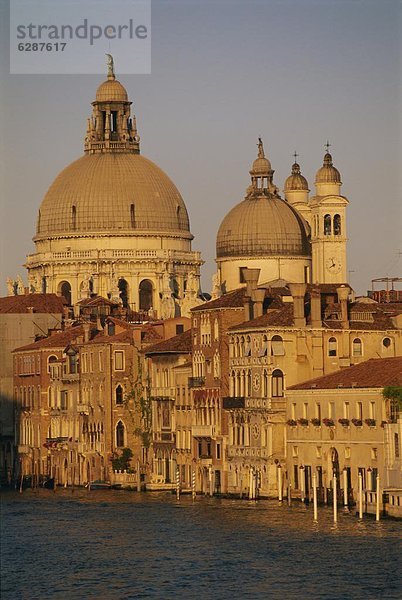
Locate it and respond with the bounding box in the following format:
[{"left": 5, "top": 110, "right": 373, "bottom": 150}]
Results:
[{"left": 1, "top": 489, "right": 401, "bottom": 599}]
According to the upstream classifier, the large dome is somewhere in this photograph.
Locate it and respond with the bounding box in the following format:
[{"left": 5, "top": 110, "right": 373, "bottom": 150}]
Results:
[
  {"left": 216, "top": 195, "right": 310, "bottom": 258},
  {"left": 36, "top": 153, "right": 192, "bottom": 239}
]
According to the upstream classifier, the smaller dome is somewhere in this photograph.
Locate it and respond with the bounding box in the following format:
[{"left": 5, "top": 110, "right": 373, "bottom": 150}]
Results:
[
  {"left": 96, "top": 78, "right": 129, "bottom": 102},
  {"left": 315, "top": 152, "right": 341, "bottom": 184},
  {"left": 284, "top": 162, "right": 309, "bottom": 191},
  {"left": 251, "top": 156, "right": 272, "bottom": 175}
]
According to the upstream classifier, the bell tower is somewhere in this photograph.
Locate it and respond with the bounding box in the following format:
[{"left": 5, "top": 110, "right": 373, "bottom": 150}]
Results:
[{"left": 310, "top": 145, "right": 348, "bottom": 284}]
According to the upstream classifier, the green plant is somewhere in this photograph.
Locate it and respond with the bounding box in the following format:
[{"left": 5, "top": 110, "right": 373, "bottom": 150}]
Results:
[
  {"left": 125, "top": 355, "right": 152, "bottom": 449},
  {"left": 112, "top": 447, "right": 133, "bottom": 471}
]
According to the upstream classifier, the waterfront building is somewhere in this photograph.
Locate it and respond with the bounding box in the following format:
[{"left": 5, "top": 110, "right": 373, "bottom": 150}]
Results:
[
  {"left": 143, "top": 329, "right": 192, "bottom": 489},
  {"left": 285, "top": 357, "right": 402, "bottom": 510},
  {"left": 222, "top": 272, "right": 402, "bottom": 497},
  {"left": 0, "top": 293, "right": 65, "bottom": 483}
]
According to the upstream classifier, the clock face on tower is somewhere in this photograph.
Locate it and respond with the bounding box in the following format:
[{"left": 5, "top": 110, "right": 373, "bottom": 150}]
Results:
[{"left": 325, "top": 257, "right": 342, "bottom": 274}]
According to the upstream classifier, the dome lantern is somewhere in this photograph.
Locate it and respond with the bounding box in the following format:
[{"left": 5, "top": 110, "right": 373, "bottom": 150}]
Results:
[
  {"left": 248, "top": 138, "right": 279, "bottom": 197},
  {"left": 84, "top": 55, "right": 140, "bottom": 155}
]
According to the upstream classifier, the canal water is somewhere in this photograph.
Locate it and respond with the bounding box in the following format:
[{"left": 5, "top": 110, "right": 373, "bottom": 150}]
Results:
[{"left": 1, "top": 490, "right": 401, "bottom": 600}]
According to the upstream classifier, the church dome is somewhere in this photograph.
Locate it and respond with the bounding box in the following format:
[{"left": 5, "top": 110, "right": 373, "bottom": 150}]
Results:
[
  {"left": 36, "top": 153, "right": 192, "bottom": 239},
  {"left": 284, "top": 162, "right": 309, "bottom": 191},
  {"left": 217, "top": 140, "right": 310, "bottom": 259},
  {"left": 315, "top": 152, "right": 341, "bottom": 184},
  {"left": 95, "top": 78, "right": 129, "bottom": 102},
  {"left": 216, "top": 195, "right": 310, "bottom": 258}
]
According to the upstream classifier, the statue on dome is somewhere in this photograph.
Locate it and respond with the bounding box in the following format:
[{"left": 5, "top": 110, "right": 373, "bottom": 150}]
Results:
[
  {"left": 257, "top": 137, "right": 265, "bottom": 158},
  {"left": 211, "top": 271, "right": 222, "bottom": 299},
  {"left": 6, "top": 278, "right": 15, "bottom": 296},
  {"left": 16, "top": 276, "right": 25, "bottom": 295},
  {"left": 106, "top": 53, "right": 114, "bottom": 78}
]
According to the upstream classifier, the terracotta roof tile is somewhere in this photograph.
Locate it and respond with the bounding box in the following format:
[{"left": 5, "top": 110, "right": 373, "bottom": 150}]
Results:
[
  {"left": 289, "top": 357, "right": 402, "bottom": 390},
  {"left": 14, "top": 325, "right": 87, "bottom": 352},
  {"left": 86, "top": 329, "right": 134, "bottom": 345},
  {"left": 145, "top": 329, "right": 192, "bottom": 354},
  {"left": 0, "top": 294, "right": 65, "bottom": 314},
  {"left": 229, "top": 304, "right": 294, "bottom": 330},
  {"left": 191, "top": 288, "right": 246, "bottom": 312}
]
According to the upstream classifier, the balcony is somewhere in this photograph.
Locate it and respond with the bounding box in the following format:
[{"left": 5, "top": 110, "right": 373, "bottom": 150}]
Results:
[
  {"left": 18, "top": 445, "right": 30, "bottom": 454},
  {"left": 150, "top": 387, "right": 176, "bottom": 401},
  {"left": 227, "top": 446, "right": 273, "bottom": 459},
  {"left": 77, "top": 403, "right": 90, "bottom": 415},
  {"left": 192, "top": 424, "right": 216, "bottom": 438},
  {"left": 61, "top": 372, "right": 80, "bottom": 383},
  {"left": 223, "top": 397, "right": 272, "bottom": 411},
  {"left": 188, "top": 377, "right": 205, "bottom": 388}
]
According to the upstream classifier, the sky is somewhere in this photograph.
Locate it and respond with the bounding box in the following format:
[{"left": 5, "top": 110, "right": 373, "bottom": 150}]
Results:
[{"left": 0, "top": 0, "right": 401, "bottom": 296}]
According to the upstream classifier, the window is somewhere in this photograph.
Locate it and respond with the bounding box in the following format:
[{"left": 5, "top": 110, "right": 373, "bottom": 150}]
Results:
[
  {"left": 60, "top": 281, "right": 72, "bottom": 306},
  {"left": 271, "top": 335, "right": 285, "bottom": 356},
  {"left": 139, "top": 279, "right": 153, "bottom": 311},
  {"left": 216, "top": 443, "right": 221, "bottom": 460},
  {"left": 47, "top": 355, "right": 58, "bottom": 373},
  {"left": 328, "top": 337, "right": 337, "bottom": 357},
  {"left": 98, "top": 351, "right": 103, "bottom": 372},
  {"left": 291, "top": 403, "right": 296, "bottom": 420},
  {"left": 315, "top": 403, "right": 321, "bottom": 420},
  {"left": 114, "top": 351, "right": 124, "bottom": 371},
  {"left": 115, "top": 385, "right": 124, "bottom": 405},
  {"left": 176, "top": 324, "right": 184, "bottom": 335},
  {"left": 395, "top": 433, "right": 400, "bottom": 459},
  {"left": 324, "top": 214, "right": 332, "bottom": 235},
  {"left": 356, "top": 402, "right": 363, "bottom": 420},
  {"left": 333, "top": 214, "right": 341, "bottom": 235},
  {"left": 72, "top": 205, "right": 77, "bottom": 230},
  {"left": 116, "top": 421, "right": 125, "bottom": 448},
  {"left": 272, "top": 370, "right": 284, "bottom": 398},
  {"left": 329, "top": 402, "right": 335, "bottom": 419},
  {"left": 130, "top": 203, "right": 135, "bottom": 228},
  {"left": 371, "top": 448, "right": 378, "bottom": 460},
  {"left": 352, "top": 338, "right": 362, "bottom": 357},
  {"left": 303, "top": 403, "right": 308, "bottom": 419},
  {"left": 292, "top": 446, "right": 298, "bottom": 457},
  {"left": 369, "top": 402, "right": 376, "bottom": 420},
  {"left": 60, "top": 390, "right": 68, "bottom": 410},
  {"left": 343, "top": 402, "right": 350, "bottom": 419},
  {"left": 118, "top": 279, "right": 129, "bottom": 309}
]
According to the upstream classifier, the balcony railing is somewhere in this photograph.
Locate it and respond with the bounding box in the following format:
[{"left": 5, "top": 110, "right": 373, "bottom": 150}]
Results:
[
  {"left": 192, "top": 424, "right": 216, "bottom": 438},
  {"left": 188, "top": 377, "right": 205, "bottom": 388},
  {"left": 227, "top": 446, "right": 273, "bottom": 459},
  {"left": 150, "top": 387, "right": 176, "bottom": 401},
  {"left": 18, "top": 444, "right": 30, "bottom": 454},
  {"left": 77, "top": 403, "right": 90, "bottom": 415},
  {"left": 223, "top": 397, "right": 272, "bottom": 410}
]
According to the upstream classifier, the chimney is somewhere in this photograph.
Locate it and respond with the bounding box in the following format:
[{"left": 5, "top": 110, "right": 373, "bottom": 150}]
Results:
[
  {"left": 251, "top": 289, "right": 265, "bottom": 318},
  {"left": 288, "top": 283, "right": 307, "bottom": 328},
  {"left": 241, "top": 268, "right": 261, "bottom": 321},
  {"left": 241, "top": 268, "right": 261, "bottom": 297},
  {"left": 83, "top": 322, "right": 91, "bottom": 343},
  {"left": 337, "top": 285, "right": 350, "bottom": 329},
  {"left": 310, "top": 288, "right": 322, "bottom": 328}
]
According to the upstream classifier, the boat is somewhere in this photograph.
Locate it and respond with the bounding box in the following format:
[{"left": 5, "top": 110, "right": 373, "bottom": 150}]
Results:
[{"left": 89, "top": 480, "right": 111, "bottom": 490}]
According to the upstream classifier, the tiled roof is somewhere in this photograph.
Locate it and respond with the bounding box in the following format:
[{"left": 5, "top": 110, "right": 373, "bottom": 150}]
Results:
[
  {"left": 14, "top": 325, "right": 87, "bottom": 352},
  {"left": 77, "top": 295, "right": 117, "bottom": 307},
  {"left": 191, "top": 288, "right": 246, "bottom": 312},
  {"left": 141, "top": 326, "right": 163, "bottom": 344},
  {"left": 289, "top": 357, "right": 402, "bottom": 390},
  {"left": 86, "top": 329, "right": 134, "bottom": 345},
  {"left": 144, "top": 329, "right": 192, "bottom": 354},
  {"left": 229, "top": 304, "right": 294, "bottom": 331},
  {"left": 0, "top": 294, "right": 65, "bottom": 314}
]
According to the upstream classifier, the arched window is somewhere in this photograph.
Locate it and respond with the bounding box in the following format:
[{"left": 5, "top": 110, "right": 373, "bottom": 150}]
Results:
[
  {"left": 47, "top": 355, "right": 58, "bottom": 373},
  {"left": 118, "top": 279, "right": 129, "bottom": 308},
  {"left": 116, "top": 421, "right": 125, "bottom": 448},
  {"left": 172, "top": 279, "right": 179, "bottom": 299},
  {"left": 328, "top": 337, "right": 337, "bottom": 357},
  {"left": 324, "top": 214, "right": 332, "bottom": 236},
  {"left": 59, "top": 281, "right": 72, "bottom": 306},
  {"left": 139, "top": 279, "right": 153, "bottom": 311},
  {"left": 333, "top": 214, "right": 341, "bottom": 235},
  {"left": 72, "top": 205, "right": 77, "bottom": 230},
  {"left": 115, "top": 385, "right": 124, "bottom": 405},
  {"left": 272, "top": 369, "right": 284, "bottom": 398},
  {"left": 352, "top": 338, "right": 362, "bottom": 357},
  {"left": 130, "top": 204, "right": 135, "bottom": 228},
  {"left": 245, "top": 336, "right": 251, "bottom": 357},
  {"left": 271, "top": 335, "right": 284, "bottom": 356},
  {"left": 263, "top": 370, "right": 269, "bottom": 397}
]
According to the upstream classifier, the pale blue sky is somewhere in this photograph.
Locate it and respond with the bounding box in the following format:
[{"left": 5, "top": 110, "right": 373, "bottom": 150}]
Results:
[{"left": 1, "top": 0, "right": 401, "bottom": 295}]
